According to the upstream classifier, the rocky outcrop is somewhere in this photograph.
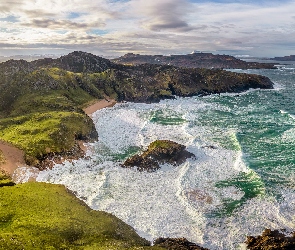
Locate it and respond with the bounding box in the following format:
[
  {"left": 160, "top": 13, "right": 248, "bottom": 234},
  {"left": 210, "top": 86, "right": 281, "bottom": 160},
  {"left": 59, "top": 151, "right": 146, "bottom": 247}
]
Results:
[
  {"left": 122, "top": 140, "right": 195, "bottom": 172},
  {"left": 113, "top": 52, "right": 277, "bottom": 69},
  {"left": 246, "top": 229, "right": 295, "bottom": 249},
  {"left": 32, "top": 51, "right": 115, "bottom": 73},
  {"left": 154, "top": 237, "right": 209, "bottom": 250}
]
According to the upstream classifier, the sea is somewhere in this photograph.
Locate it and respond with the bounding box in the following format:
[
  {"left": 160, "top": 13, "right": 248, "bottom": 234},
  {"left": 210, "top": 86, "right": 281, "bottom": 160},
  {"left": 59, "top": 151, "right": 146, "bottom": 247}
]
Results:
[{"left": 19, "top": 61, "right": 295, "bottom": 249}]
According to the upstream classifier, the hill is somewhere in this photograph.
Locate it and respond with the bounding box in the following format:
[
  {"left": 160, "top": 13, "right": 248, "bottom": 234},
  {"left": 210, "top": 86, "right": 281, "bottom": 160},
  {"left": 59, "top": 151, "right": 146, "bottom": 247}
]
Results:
[
  {"left": 271, "top": 55, "right": 295, "bottom": 61},
  {"left": 112, "top": 52, "right": 277, "bottom": 69}
]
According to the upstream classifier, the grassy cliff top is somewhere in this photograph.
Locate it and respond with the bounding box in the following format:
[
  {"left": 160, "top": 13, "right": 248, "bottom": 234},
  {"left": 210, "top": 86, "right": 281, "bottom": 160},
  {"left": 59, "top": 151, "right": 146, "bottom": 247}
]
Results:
[{"left": 0, "top": 182, "right": 163, "bottom": 249}]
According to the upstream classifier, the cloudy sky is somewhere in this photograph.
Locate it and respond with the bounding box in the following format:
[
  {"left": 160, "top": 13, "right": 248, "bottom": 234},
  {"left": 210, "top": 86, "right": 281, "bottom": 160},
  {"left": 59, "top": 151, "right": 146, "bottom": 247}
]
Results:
[{"left": 0, "top": 0, "right": 294, "bottom": 57}]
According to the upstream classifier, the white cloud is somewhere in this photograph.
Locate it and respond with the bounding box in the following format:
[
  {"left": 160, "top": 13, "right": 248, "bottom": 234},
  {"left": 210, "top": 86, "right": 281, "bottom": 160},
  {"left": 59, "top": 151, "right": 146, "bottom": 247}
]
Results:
[{"left": 0, "top": 0, "right": 295, "bottom": 57}]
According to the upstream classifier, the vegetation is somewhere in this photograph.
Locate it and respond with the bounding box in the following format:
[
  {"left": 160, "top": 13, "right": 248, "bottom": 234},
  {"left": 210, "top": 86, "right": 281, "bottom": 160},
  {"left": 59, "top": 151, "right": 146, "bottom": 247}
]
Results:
[
  {"left": 0, "top": 182, "right": 163, "bottom": 249},
  {"left": 0, "top": 111, "right": 96, "bottom": 165}
]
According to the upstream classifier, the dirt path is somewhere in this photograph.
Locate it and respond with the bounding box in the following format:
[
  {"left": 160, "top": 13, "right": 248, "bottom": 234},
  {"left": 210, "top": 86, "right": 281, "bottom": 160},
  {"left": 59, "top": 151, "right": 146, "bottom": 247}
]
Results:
[{"left": 0, "top": 140, "right": 27, "bottom": 175}]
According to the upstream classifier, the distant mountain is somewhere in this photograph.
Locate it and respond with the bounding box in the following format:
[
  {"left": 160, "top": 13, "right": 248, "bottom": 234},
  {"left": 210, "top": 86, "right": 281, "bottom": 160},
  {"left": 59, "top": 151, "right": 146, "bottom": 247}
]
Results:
[
  {"left": 112, "top": 52, "right": 277, "bottom": 69},
  {"left": 271, "top": 55, "right": 295, "bottom": 61}
]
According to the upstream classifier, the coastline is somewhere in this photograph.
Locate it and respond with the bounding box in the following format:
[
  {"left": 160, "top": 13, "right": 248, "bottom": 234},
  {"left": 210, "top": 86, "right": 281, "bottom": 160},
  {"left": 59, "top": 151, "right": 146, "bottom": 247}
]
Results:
[{"left": 0, "top": 98, "right": 117, "bottom": 182}]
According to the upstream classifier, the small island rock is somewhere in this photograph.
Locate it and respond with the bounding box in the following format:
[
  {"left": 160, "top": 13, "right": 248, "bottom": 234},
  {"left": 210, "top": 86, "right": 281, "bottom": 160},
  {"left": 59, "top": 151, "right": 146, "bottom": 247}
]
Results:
[{"left": 122, "top": 140, "right": 195, "bottom": 172}]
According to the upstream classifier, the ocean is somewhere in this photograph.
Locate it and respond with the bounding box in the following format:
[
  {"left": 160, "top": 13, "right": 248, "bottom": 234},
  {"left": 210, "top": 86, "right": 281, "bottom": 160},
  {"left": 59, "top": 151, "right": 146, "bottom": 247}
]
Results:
[{"left": 24, "top": 62, "right": 295, "bottom": 249}]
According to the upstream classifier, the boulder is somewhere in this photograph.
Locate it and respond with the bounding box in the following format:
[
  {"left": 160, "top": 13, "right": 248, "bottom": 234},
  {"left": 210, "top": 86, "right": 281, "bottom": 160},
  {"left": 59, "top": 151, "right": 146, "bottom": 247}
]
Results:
[
  {"left": 154, "top": 237, "right": 209, "bottom": 250},
  {"left": 246, "top": 229, "right": 295, "bottom": 250},
  {"left": 122, "top": 140, "right": 195, "bottom": 172}
]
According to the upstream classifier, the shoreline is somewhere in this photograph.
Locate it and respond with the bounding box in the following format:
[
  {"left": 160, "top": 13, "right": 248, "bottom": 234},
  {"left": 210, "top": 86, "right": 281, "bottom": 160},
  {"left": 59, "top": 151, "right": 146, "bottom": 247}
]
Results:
[
  {"left": 83, "top": 98, "right": 116, "bottom": 117},
  {"left": 0, "top": 98, "right": 117, "bottom": 182}
]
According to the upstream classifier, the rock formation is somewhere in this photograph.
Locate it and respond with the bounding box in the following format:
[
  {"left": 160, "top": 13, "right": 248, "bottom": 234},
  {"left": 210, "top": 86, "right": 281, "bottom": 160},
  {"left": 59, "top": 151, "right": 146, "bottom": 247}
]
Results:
[
  {"left": 154, "top": 237, "right": 209, "bottom": 250},
  {"left": 122, "top": 140, "right": 195, "bottom": 172},
  {"left": 246, "top": 229, "right": 295, "bottom": 249}
]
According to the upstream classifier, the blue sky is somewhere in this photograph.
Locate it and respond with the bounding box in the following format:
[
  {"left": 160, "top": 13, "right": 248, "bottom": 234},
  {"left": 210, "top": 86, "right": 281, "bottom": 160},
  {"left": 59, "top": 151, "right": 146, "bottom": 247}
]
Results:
[{"left": 0, "top": 0, "right": 294, "bottom": 57}]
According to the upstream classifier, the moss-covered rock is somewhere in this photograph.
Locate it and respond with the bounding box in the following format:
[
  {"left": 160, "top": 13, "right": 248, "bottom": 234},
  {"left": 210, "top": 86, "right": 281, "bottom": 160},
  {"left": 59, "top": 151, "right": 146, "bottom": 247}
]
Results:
[
  {"left": 122, "top": 140, "right": 195, "bottom": 172},
  {"left": 246, "top": 229, "right": 295, "bottom": 250},
  {"left": 0, "top": 182, "right": 160, "bottom": 249}
]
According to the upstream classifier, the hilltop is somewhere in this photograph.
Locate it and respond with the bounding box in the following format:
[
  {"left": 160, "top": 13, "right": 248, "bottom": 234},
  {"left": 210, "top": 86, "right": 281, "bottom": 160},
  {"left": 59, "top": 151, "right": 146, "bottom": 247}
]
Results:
[{"left": 112, "top": 52, "right": 277, "bottom": 69}]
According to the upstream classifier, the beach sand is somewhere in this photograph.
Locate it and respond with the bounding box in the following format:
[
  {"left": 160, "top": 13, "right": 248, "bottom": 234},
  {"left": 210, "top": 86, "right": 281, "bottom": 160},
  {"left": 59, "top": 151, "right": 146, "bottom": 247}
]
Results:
[
  {"left": 0, "top": 98, "right": 117, "bottom": 182},
  {"left": 83, "top": 98, "right": 116, "bottom": 117}
]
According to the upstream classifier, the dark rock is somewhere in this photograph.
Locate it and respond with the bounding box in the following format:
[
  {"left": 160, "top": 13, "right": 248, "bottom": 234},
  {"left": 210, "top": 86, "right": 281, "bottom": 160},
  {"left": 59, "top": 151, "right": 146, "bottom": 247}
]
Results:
[
  {"left": 122, "top": 140, "right": 195, "bottom": 172},
  {"left": 154, "top": 237, "right": 209, "bottom": 250},
  {"left": 35, "top": 141, "right": 86, "bottom": 170},
  {"left": 246, "top": 229, "right": 295, "bottom": 250}
]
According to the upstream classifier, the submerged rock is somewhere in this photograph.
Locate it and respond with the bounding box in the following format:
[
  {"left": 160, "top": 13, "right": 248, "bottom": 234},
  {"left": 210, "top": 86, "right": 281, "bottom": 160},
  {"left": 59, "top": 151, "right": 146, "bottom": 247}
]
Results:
[
  {"left": 122, "top": 140, "right": 195, "bottom": 172},
  {"left": 154, "top": 237, "right": 209, "bottom": 250},
  {"left": 246, "top": 229, "right": 295, "bottom": 250}
]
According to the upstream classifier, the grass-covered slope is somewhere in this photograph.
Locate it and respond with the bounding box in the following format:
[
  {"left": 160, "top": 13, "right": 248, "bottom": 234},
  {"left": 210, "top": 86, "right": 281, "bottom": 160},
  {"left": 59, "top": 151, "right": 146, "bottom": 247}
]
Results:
[
  {"left": 0, "top": 182, "right": 160, "bottom": 250},
  {"left": 0, "top": 112, "right": 96, "bottom": 165}
]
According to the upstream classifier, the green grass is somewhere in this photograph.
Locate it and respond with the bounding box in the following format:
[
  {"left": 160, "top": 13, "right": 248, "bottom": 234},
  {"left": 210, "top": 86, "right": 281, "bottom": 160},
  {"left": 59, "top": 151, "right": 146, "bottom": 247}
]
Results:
[
  {"left": 0, "top": 111, "right": 96, "bottom": 165},
  {"left": 0, "top": 170, "right": 14, "bottom": 187},
  {"left": 147, "top": 140, "right": 176, "bottom": 152},
  {"left": 0, "top": 182, "right": 161, "bottom": 249}
]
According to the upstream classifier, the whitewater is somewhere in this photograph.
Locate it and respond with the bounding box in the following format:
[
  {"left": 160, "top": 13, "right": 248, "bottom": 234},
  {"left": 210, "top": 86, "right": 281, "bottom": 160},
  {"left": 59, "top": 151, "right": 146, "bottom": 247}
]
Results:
[{"left": 21, "top": 63, "right": 295, "bottom": 249}]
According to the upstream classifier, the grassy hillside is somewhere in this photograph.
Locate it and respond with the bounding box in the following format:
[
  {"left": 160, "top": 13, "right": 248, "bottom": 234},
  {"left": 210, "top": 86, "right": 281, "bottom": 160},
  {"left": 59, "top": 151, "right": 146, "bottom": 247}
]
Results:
[{"left": 0, "top": 182, "right": 163, "bottom": 249}]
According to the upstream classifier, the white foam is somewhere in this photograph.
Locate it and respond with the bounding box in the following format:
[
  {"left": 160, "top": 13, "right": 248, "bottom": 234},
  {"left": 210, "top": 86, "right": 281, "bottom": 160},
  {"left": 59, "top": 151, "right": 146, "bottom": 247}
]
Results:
[{"left": 33, "top": 97, "right": 295, "bottom": 249}]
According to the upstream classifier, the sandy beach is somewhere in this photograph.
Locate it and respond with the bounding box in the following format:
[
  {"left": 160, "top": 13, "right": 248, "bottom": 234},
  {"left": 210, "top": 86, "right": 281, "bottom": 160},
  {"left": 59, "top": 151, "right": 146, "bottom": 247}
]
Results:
[
  {"left": 0, "top": 98, "right": 116, "bottom": 180},
  {"left": 83, "top": 98, "right": 116, "bottom": 117}
]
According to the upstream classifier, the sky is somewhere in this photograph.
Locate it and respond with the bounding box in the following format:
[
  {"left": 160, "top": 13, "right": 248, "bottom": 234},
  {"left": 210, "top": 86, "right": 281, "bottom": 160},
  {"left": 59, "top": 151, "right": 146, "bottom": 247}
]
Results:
[{"left": 0, "top": 0, "right": 295, "bottom": 58}]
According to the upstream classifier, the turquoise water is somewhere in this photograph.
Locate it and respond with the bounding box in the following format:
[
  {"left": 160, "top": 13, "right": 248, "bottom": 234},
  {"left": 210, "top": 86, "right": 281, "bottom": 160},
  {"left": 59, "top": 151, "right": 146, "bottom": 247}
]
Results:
[{"left": 34, "top": 63, "right": 295, "bottom": 249}]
